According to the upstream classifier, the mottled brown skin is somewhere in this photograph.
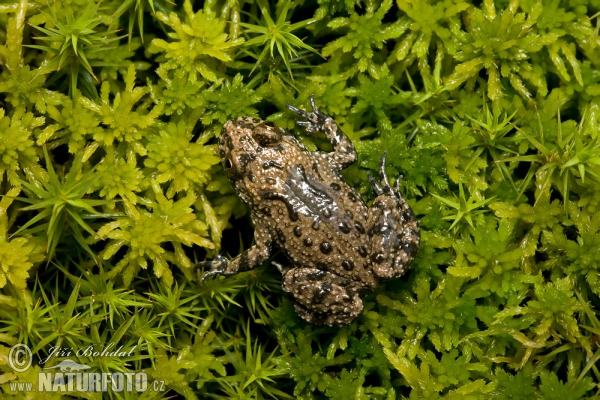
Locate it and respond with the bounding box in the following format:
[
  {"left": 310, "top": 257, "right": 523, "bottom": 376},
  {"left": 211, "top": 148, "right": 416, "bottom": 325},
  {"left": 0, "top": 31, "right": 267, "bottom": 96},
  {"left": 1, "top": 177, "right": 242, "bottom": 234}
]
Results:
[{"left": 197, "top": 96, "right": 420, "bottom": 326}]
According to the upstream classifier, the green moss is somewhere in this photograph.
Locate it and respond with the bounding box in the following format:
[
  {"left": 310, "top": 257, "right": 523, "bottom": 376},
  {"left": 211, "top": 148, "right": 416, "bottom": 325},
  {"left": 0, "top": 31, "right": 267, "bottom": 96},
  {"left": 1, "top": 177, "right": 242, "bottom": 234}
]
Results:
[{"left": 1, "top": 0, "right": 600, "bottom": 398}]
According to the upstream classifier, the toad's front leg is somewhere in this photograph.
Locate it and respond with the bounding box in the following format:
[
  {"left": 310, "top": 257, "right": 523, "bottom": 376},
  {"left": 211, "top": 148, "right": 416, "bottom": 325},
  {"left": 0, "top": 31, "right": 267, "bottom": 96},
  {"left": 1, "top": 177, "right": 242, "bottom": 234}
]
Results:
[
  {"left": 367, "top": 152, "right": 420, "bottom": 280},
  {"left": 286, "top": 95, "right": 357, "bottom": 170},
  {"left": 197, "top": 222, "right": 273, "bottom": 283}
]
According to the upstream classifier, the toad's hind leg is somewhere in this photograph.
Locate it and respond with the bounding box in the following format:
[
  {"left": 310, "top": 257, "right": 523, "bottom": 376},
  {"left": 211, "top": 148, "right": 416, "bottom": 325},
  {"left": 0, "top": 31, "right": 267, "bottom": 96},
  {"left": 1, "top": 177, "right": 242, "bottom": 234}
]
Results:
[
  {"left": 282, "top": 268, "right": 363, "bottom": 326},
  {"left": 367, "top": 152, "right": 420, "bottom": 280},
  {"left": 286, "top": 95, "right": 357, "bottom": 170}
]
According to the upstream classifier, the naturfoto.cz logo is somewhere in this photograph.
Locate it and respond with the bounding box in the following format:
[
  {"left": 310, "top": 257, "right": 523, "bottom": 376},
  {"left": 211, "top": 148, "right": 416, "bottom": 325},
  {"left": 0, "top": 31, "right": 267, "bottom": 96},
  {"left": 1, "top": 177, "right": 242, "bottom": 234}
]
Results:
[{"left": 7, "top": 343, "right": 165, "bottom": 393}]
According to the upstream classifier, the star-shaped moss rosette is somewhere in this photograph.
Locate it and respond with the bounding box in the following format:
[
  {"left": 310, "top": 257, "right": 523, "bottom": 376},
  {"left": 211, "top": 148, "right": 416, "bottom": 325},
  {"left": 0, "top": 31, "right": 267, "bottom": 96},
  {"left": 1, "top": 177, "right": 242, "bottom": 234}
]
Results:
[
  {"left": 238, "top": 0, "right": 319, "bottom": 86},
  {"left": 148, "top": 0, "right": 244, "bottom": 83},
  {"left": 27, "top": 2, "right": 123, "bottom": 98},
  {"left": 445, "top": 2, "right": 552, "bottom": 102},
  {"left": 12, "top": 147, "right": 110, "bottom": 262},
  {"left": 97, "top": 187, "right": 214, "bottom": 287}
]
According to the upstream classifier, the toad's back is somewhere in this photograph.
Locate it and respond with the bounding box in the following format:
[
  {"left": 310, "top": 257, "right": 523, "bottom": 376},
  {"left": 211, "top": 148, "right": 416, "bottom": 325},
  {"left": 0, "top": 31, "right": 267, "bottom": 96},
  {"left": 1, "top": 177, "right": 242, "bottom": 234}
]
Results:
[{"left": 250, "top": 140, "right": 375, "bottom": 287}]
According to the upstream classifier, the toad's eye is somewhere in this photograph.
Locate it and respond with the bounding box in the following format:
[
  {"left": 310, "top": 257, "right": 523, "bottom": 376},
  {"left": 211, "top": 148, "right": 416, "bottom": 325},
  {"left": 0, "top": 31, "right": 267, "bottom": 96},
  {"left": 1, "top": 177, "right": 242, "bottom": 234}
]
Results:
[{"left": 224, "top": 151, "right": 247, "bottom": 176}]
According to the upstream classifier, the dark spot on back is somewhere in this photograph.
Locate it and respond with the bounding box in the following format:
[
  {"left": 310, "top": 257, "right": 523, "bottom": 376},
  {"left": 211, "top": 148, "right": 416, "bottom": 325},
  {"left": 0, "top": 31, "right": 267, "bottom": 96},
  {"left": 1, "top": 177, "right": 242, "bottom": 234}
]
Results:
[
  {"left": 405, "top": 207, "right": 417, "bottom": 220},
  {"left": 313, "top": 282, "right": 332, "bottom": 303},
  {"left": 402, "top": 242, "right": 418, "bottom": 256},
  {"left": 345, "top": 210, "right": 353, "bottom": 219},
  {"left": 276, "top": 228, "right": 286, "bottom": 244},
  {"left": 238, "top": 154, "right": 250, "bottom": 167},
  {"left": 304, "top": 237, "right": 313, "bottom": 246},
  {"left": 256, "top": 146, "right": 264, "bottom": 153},
  {"left": 294, "top": 226, "right": 302, "bottom": 237},
  {"left": 342, "top": 260, "right": 354, "bottom": 271},
  {"left": 307, "top": 270, "right": 326, "bottom": 280},
  {"left": 354, "top": 221, "right": 365, "bottom": 234},
  {"left": 263, "top": 191, "right": 298, "bottom": 221},
  {"left": 320, "top": 242, "right": 332, "bottom": 254},
  {"left": 323, "top": 209, "right": 332, "bottom": 218},
  {"left": 247, "top": 171, "right": 255, "bottom": 181},
  {"left": 312, "top": 220, "right": 320, "bottom": 230},
  {"left": 339, "top": 222, "right": 350, "bottom": 233},
  {"left": 263, "top": 160, "right": 284, "bottom": 169},
  {"left": 316, "top": 262, "right": 328, "bottom": 270},
  {"left": 348, "top": 193, "right": 357, "bottom": 202},
  {"left": 311, "top": 161, "right": 325, "bottom": 181},
  {"left": 373, "top": 253, "right": 385, "bottom": 264},
  {"left": 358, "top": 246, "right": 367, "bottom": 257},
  {"left": 330, "top": 183, "right": 341, "bottom": 191}
]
